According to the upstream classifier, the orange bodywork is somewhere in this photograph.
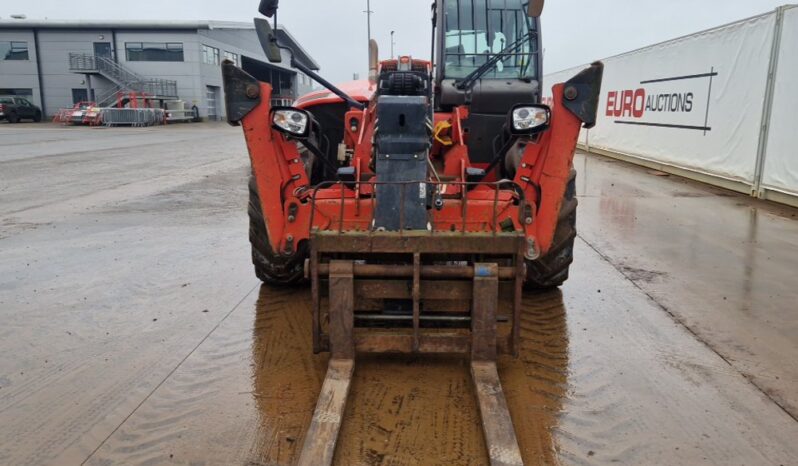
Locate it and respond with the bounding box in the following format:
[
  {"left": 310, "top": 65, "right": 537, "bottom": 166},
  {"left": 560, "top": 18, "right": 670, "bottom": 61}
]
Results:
[{"left": 242, "top": 77, "right": 582, "bottom": 258}]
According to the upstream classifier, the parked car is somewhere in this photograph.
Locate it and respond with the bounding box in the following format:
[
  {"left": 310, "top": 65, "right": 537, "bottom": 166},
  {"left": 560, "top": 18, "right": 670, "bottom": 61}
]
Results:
[{"left": 0, "top": 96, "right": 43, "bottom": 123}]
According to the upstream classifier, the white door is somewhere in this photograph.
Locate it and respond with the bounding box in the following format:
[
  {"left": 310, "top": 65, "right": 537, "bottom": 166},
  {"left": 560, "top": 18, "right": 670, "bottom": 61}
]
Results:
[{"left": 206, "top": 86, "right": 219, "bottom": 120}]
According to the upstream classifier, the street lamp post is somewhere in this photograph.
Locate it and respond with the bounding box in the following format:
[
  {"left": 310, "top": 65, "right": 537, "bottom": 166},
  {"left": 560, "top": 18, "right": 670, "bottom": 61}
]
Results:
[
  {"left": 364, "top": 0, "right": 373, "bottom": 43},
  {"left": 391, "top": 31, "right": 395, "bottom": 59}
]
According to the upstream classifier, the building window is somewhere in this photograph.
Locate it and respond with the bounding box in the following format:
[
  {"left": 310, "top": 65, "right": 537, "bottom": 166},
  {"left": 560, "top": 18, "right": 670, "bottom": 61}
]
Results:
[
  {"left": 125, "top": 42, "right": 184, "bottom": 62},
  {"left": 71, "top": 88, "right": 96, "bottom": 104},
  {"left": 223, "top": 51, "right": 239, "bottom": 66},
  {"left": 201, "top": 45, "right": 220, "bottom": 65},
  {"left": 0, "top": 88, "right": 33, "bottom": 98},
  {"left": 0, "top": 41, "right": 29, "bottom": 60}
]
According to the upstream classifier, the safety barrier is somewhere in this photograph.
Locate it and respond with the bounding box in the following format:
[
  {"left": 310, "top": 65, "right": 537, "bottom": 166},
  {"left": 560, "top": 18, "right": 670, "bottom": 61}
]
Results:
[
  {"left": 544, "top": 5, "right": 798, "bottom": 207},
  {"left": 100, "top": 108, "right": 166, "bottom": 127}
]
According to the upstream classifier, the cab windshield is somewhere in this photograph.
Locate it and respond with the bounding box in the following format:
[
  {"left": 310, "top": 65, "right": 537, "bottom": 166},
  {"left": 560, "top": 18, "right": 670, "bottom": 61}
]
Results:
[{"left": 443, "top": 0, "right": 537, "bottom": 79}]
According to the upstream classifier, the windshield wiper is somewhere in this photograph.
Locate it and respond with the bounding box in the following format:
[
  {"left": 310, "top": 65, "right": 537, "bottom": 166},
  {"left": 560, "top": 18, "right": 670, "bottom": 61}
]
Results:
[{"left": 454, "top": 31, "right": 533, "bottom": 91}]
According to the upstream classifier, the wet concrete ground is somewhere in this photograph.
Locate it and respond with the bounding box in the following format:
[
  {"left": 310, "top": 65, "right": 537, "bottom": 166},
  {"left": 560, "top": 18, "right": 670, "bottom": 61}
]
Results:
[{"left": 1, "top": 123, "right": 797, "bottom": 465}]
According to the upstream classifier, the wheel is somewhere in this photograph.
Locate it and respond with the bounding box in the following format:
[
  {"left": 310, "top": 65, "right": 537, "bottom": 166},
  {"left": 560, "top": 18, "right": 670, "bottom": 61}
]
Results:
[
  {"left": 248, "top": 175, "right": 307, "bottom": 285},
  {"left": 7, "top": 112, "right": 19, "bottom": 124},
  {"left": 33, "top": 111, "right": 42, "bottom": 122},
  {"left": 524, "top": 168, "right": 577, "bottom": 290}
]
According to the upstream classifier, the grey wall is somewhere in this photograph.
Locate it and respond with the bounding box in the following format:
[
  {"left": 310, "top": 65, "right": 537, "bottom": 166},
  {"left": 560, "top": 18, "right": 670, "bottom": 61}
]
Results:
[
  {"left": 198, "top": 28, "right": 253, "bottom": 119},
  {"left": 113, "top": 29, "right": 202, "bottom": 113},
  {"left": 37, "top": 29, "right": 115, "bottom": 113},
  {"left": 200, "top": 28, "right": 315, "bottom": 115},
  {"left": 0, "top": 30, "right": 42, "bottom": 109}
]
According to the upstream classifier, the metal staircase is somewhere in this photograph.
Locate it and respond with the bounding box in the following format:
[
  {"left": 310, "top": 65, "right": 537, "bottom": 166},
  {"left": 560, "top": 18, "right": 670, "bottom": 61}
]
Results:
[
  {"left": 92, "top": 84, "right": 126, "bottom": 108},
  {"left": 69, "top": 53, "right": 178, "bottom": 107}
]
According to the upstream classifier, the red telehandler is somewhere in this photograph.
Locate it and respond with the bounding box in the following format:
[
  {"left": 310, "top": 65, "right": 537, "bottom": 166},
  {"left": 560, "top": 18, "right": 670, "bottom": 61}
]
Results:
[{"left": 223, "top": 1, "right": 602, "bottom": 463}]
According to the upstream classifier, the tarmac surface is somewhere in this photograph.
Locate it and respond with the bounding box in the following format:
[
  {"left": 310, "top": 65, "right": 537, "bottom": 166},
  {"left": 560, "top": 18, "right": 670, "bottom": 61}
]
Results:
[{"left": 1, "top": 122, "right": 797, "bottom": 465}]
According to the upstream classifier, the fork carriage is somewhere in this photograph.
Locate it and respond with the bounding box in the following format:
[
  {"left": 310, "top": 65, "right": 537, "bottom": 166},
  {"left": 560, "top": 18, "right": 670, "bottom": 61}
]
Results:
[
  {"left": 301, "top": 228, "right": 527, "bottom": 466},
  {"left": 308, "top": 230, "right": 527, "bottom": 356}
]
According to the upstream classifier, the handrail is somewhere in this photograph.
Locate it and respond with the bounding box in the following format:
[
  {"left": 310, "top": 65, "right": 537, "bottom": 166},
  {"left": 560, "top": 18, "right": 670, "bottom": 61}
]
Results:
[
  {"left": 94, "top": 84, "right": 124, "bottom": 107},
  {"left": 68, "top": 53, "right": 178, "bottom": 98}
]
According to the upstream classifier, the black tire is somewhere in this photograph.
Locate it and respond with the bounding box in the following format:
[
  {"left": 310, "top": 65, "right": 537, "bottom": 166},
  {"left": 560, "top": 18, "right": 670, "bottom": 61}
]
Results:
[
  {"left": 7, "top": 112, "right": 19, "bottom": 124},
  {"left": 33, "top": 111, "right": 42, "bottom": 123},
  {"left": 524, "top": 168, "right": 577, "bottom": 290},
  {"left": 248, "top": 175, "right": 307, "bottom": 285}
]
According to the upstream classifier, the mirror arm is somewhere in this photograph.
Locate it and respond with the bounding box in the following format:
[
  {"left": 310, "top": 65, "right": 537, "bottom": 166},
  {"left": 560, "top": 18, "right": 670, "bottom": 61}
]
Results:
[
  {"left": 257, "top": 6, "right": 364, "bottom": 111},
  {"left": 429, "top": 1, "right": 436, "bottom": 115},
  {"left": 289, "top": 55, "right": 365, "bottom": 110}
]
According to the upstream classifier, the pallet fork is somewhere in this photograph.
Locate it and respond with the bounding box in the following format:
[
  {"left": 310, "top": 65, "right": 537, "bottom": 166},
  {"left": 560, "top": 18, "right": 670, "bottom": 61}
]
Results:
[{"left": 297, "top": 230, "right": 527, "bottom": 466}]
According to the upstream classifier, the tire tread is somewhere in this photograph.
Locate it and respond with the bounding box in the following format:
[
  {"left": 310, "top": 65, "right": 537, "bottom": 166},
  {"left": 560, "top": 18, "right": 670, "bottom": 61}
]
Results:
[
  {"left": 248, "top": 176, "right": 307, "bottom": 285},
  {"left": 524, "top": 169, "right": 578, "bottom": 290}
]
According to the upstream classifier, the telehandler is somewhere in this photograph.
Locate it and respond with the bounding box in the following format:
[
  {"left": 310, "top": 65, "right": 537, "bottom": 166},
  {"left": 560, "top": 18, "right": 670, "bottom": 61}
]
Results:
[{"left": 223, "top": 1, "right": 602, "bottom": 463}]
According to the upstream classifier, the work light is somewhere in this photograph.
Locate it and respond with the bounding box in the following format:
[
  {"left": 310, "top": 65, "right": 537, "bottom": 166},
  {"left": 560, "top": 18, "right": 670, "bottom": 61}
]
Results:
[
  {"left": 508, "top": 104, "right": 550, "bottom": 135},
  {"left": 272, "top": 107, "right": 310, "bottom": 137}
]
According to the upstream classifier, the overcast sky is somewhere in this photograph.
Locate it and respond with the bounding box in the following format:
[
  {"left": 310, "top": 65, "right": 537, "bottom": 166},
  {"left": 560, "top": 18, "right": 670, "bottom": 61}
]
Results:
[{"left": 1, "top": 0, "right": 789, "bottom": 83}]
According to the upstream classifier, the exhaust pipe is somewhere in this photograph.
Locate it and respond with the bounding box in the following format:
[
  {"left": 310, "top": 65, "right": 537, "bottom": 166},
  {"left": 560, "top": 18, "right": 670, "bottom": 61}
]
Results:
[{"left": 368, "top": 39, "right": 379, "bottom": 85}]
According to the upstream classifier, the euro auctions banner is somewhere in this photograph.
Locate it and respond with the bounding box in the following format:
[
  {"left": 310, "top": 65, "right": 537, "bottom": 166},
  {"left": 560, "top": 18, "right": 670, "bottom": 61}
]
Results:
[
  {"left": 544, "top": 11, "right": 777, "bottom": 184},
  {"left": 605, "top": 70, "right": 715, "bottom": 133}
]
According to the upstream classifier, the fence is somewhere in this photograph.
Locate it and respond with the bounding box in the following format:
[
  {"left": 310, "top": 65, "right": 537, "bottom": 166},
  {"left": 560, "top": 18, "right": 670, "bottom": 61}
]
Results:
[
  {"left": 100, "top": 108, "right": 166, "bottom": 127},
  {"left": 543, "top": 5, "right": 798, "bottom": 207}
]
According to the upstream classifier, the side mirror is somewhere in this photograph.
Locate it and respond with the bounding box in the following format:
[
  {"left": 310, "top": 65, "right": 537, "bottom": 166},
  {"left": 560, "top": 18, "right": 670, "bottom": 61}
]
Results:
[
  {"left": 368, "top": 39, "right": 379, "bottom": 84},
  {"left": 254, "top": 17, "right": 283, "bottom": 63},
  {"left": 259, "top": 0, "right": 279, "bottom": 17},
  {"left": 528, "top": 0, "right": 544, "bottom": 17}
]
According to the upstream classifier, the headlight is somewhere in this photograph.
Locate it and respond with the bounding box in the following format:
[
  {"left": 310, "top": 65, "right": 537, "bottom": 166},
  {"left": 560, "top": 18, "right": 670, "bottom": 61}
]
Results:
[
  {"left": 272, "top": 107, "right": 310, "bottom": 137},
  {"left": 509, "top": 104, "right": 550, "bottom": 135}
]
